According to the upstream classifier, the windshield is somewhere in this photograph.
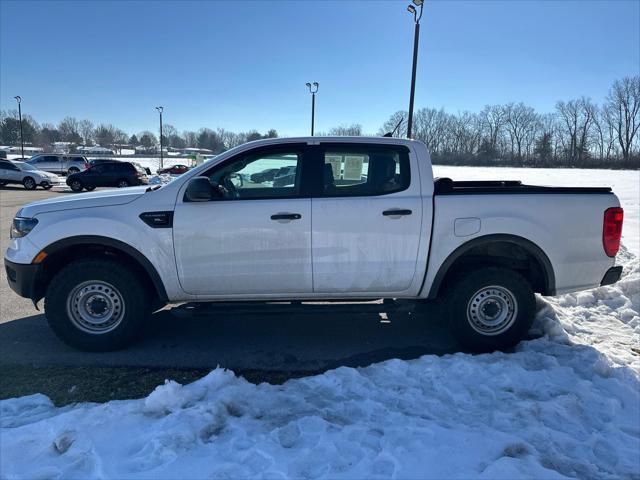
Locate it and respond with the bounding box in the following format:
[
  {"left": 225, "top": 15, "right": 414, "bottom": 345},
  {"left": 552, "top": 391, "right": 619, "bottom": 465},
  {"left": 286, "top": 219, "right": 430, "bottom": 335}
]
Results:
[{"left": 15, "top": 162, "right": 37, "bottom": 171}]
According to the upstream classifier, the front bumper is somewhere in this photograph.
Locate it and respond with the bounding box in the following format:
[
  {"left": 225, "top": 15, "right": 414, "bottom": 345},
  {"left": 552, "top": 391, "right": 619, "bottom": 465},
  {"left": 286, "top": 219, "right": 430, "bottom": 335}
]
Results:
[
  {"left": 40, "top": 179, "right": 61, "bottom": 187},
  {"left": 4, "top": 258, "right": 41, "bottom": 300},
  {"left": 600, "top": 266, "right": 623, "bottom": 287}
]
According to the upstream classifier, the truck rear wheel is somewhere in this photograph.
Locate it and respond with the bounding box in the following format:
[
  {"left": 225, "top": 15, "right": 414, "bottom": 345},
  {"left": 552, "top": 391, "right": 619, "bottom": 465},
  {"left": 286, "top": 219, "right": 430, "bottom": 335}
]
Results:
[
  {"left": 443, "top": 267, "right": 535, "bottom": 353},
  {"left": 44, "top": 259, "right": 149, "bottom": 351}
]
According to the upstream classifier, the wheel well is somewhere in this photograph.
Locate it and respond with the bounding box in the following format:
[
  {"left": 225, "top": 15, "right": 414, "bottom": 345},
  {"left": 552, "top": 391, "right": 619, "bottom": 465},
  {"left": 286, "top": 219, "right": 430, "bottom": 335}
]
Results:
[
  {"left": 34, "top": 243, "right": 166, "bottom": 307},
  {"left": 429, "top": 238, "right": 554, "bottom": 298}
]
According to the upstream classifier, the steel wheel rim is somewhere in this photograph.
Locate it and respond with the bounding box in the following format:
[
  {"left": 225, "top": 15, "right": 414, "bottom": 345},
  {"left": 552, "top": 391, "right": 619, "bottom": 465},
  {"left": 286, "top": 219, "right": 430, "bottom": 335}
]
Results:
[
  {"left": 71, "top": 181, "right": 82, "bottom": 190},
  {"left": 66, "top": 280, "right": 125, "bottom": 334},
  {"left": 24, "top": 178, "right": 35, "bottom": 188},
  {"left": 466, "top": 285, "right": 518, "bottom": 336}
]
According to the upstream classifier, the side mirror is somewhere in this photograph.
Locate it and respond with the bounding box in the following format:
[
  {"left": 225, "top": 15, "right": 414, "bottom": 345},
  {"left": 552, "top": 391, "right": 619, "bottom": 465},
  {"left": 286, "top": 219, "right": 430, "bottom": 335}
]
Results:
[{"left": 184, "top": 176, "right": 213, "bottom": 202}]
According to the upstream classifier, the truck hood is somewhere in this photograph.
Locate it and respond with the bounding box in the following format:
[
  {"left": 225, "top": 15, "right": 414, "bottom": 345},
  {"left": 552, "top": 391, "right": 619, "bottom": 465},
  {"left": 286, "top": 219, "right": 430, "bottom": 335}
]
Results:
[{"left": 19, "top": 187, "right": 148, "bottom": 217}]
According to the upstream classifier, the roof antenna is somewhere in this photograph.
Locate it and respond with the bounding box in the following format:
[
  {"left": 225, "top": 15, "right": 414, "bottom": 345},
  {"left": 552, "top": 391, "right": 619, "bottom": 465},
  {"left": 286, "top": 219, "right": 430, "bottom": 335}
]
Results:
[{"left": 383, "top": 117, "right": 404, "bottom": 137}]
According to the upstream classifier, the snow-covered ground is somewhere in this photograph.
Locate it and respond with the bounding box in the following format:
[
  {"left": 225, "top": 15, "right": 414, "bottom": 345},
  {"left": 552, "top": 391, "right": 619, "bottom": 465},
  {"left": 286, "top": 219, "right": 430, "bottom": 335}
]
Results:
[{"left": 1, "top": 166, "right": 638, "bottom": 479}]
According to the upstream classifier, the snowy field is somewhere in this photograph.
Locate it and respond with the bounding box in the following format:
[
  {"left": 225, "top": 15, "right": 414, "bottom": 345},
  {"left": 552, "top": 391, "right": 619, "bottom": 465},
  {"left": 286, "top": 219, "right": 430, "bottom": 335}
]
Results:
[{"left": 1, "top": 166, "right": 638, "bottom": 479}]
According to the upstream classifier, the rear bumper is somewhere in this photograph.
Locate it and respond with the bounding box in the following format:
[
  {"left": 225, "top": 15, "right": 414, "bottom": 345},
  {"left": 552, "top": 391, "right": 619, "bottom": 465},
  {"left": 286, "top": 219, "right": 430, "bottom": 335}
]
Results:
[
  {"left": 4, "top": 258, "right": 40, "bottom": 300},
  {"left": 600, "top": 266, "right": 623, "bottom": 286}
]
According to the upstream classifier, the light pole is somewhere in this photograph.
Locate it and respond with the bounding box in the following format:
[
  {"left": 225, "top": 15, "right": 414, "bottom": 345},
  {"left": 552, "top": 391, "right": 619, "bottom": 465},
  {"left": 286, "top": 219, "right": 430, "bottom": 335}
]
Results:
[
  {"left": 305, "top": 82, "right": 319, "bottom": 136},
  {"left": 406, "top": 0, "right": 424, "bottom": 139},
  {"left": 156, "top": 106, "right": 164, "bottom": 169},
  {"left": 14, "top": 96, "right": 24, "bottom": 159}
]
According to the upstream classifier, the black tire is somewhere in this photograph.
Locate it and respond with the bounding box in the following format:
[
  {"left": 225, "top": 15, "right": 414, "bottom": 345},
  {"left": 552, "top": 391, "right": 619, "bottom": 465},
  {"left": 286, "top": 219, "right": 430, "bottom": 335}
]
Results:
[
  {"left": 68, "top": 167, "right": 80, "bottom": 175},
  {"left": 23, "top": 177, "right": 37, "bottom": 190},
  {"left": 442, "top": 267, "right": 535, "bottom": 353},
  {"left": 0, "top": 181, "right": 7, "bottom": 186},
  {"left": 69, "top": 179, "right": 83, "bottom": 192},
  {"left": 85, "top": 186, "right": 96, "bottom": 191},
  {"left": 43, "top": 184, "right": 53, "bottom": 190},
  {"left": 117, "top": 179, "right": 130, "bottom": 188},
  {"left": 44, "top": 259, "right": 150, "bottom": 351}
]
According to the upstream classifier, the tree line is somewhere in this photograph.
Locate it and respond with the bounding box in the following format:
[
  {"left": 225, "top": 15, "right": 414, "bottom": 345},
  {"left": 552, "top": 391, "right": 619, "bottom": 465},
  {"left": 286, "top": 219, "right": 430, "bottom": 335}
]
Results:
[
  {"left": 0, "top": 113, "right": 279, "bottom": 155},
  {"left": 375, "top": 76, "right": 639, "bottom": 169},
  {"left": 1, "top": 76, "right": 638, "bottom": 169}
]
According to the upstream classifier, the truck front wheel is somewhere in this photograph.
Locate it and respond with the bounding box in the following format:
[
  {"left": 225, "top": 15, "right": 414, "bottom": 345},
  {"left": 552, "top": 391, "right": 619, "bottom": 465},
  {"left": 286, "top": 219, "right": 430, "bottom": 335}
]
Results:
[
  {"left": 443, "top": 267, "right": 535, "bottom": 353},
  {"left": 44, "top": 259, "right": 149, "bottom": 351}
]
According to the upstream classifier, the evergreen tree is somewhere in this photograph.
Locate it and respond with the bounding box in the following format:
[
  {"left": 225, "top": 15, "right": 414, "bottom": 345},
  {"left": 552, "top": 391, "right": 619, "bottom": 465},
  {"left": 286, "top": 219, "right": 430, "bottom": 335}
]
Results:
[{"left": 534, "top": 132, "right": 553, "bottom": 166}]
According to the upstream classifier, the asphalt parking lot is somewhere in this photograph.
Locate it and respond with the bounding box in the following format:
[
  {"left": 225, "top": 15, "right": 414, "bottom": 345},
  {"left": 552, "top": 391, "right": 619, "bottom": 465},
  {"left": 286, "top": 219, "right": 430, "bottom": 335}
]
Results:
[{"left": 0, "top": 185, "right": 461, "bottom": 400}]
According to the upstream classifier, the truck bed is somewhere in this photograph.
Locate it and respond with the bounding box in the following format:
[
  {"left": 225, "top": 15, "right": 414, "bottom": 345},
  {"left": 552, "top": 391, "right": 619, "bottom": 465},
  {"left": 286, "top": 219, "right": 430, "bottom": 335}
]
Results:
[{"left": 434, "top": 178, "right": 613, "bottom": 195}]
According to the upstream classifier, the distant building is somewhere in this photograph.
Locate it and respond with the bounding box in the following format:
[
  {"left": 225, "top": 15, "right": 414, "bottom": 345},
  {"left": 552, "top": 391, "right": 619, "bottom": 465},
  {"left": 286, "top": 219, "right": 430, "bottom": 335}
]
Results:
[
  {"left": 53, "top": 142, "right": 74, "bottom": 153},
  {"left": 9, "top": 146, "right": 43, "bottom": 154},
  {"left": 181, "top": 147, "right": 214, "bottom": 155},
  {"left": 77, "top": 145, "right": 115, "bottom": 155}
]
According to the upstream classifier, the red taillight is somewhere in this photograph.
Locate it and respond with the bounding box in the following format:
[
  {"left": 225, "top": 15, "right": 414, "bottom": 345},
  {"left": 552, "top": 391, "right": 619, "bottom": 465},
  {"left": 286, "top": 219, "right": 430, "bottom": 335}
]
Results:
[{"left": 603, "top": 207, "right": 623, "bottom": 257}]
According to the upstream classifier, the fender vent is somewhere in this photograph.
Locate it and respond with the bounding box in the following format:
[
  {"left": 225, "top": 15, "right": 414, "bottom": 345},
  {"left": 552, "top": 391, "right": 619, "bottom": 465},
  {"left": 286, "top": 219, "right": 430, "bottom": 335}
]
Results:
[{"left": 139, "top": 211, "right": 174, "bottom": 228}]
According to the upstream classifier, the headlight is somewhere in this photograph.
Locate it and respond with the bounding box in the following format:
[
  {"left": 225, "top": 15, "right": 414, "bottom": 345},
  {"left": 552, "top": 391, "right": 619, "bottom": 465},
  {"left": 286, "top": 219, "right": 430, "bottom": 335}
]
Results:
[{"left": 10, "top": 217, "right": 38, "bottom": 238}]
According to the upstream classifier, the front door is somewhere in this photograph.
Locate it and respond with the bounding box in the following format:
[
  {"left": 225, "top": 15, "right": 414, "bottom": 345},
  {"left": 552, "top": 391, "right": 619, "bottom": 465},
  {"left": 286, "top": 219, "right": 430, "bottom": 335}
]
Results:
[
  {"left": 173, "top": 145, "right": 313, "bottom": 296},
  {"left": 311, "top": 144, "right": 424, "bottom": 294}
]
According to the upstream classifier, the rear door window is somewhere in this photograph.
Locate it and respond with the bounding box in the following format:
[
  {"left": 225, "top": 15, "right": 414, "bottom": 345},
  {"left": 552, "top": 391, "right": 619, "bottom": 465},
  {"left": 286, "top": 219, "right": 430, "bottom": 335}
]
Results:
[{"left": 320, "top": 146, "right": 410, "bottom": 197}]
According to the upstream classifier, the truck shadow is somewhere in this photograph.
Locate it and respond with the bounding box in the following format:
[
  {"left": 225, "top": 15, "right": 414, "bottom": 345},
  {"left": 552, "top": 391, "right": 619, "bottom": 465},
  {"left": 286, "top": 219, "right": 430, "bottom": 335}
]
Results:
[{"left": 0, "top": 301, "right": 461, "bottom": 372}]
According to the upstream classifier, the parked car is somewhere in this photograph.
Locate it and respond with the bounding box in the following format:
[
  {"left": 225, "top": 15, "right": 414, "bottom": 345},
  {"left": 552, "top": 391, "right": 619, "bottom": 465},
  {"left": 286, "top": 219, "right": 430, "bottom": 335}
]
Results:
[
  {"left": 132, "top": 162, "right": 152, "bottom": 176},
  {"left": 27, "top": 154, "right": 89, "bottom": 176},
  {"left": 5, "top": 137, "right": 624, "bottom": 352},
  {"left": 0, "top": 160, "right": 62, "bottom": 190},
  {"left": 66, "top": 161, "right": 148, "bottom": 192},
  {"left": 157, "top": 164, "right": 190, "bottom": 175},
  {"left": 250, "top": 168, "right": 280, "bottom": 183},
  {"left": 91, "top": 158, "right": 152, "bottom": 176},
  {"left": 273, "top": 165, "right": 297, "bottom": 187}
]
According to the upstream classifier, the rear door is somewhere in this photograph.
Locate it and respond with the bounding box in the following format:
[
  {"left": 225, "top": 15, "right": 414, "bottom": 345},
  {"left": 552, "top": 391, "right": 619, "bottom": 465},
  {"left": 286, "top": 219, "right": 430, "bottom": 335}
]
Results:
[
  {"left": 39, "top": 155, "right": 62, "bottom": 174},
  {"left": 173, "top": 144, "right": 313, "bottom": 296},
  {"left": 0, "top": 160, "right": 20, "bottom": 183},
  {"left": 311, "top": 143, "right": 424, "bottom": 294}
]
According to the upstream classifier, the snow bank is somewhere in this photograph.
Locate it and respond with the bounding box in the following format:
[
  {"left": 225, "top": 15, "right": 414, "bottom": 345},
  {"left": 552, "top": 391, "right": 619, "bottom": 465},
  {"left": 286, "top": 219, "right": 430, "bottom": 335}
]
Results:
[{"left": 1, "top": 254, "right": 638, "bottom": 479}]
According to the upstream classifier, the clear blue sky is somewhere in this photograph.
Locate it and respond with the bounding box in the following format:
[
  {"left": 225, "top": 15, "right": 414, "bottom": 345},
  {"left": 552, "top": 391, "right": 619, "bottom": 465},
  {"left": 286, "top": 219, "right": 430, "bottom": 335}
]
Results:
[{"left": 1, "top": 0, "right": 638, "bottom": 136}]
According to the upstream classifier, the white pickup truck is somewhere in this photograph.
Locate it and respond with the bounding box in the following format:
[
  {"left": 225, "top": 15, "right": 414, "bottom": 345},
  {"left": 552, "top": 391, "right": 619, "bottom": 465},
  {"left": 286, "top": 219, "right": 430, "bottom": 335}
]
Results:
[{"left": 4, "top": 137, "right": 624, "bottom": 352}]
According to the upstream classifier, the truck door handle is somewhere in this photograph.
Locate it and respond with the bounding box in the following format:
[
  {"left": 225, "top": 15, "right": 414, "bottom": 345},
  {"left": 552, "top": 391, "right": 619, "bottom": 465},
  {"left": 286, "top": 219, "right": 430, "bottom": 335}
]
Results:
[
  {"left": 271, "top": 213, "right": 302, "bottom": 221},
  {"left": 383, "top": 209, "right": 412, "bottom": 217}
]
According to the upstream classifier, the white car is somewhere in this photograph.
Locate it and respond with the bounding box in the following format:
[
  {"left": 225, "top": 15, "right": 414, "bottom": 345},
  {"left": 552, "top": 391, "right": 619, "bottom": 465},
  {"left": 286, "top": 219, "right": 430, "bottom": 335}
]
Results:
[
  {"left": 4, "top": 137, "right": 624, "bottom": 352},
  {"left": 0, "top": 160, "right": 62, "bottom": 190}
]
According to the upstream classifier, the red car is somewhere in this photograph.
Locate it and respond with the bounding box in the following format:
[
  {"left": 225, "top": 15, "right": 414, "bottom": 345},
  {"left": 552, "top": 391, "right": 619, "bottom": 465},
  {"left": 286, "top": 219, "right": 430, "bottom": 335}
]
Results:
[{"left": 157, "top": 164, "right": 190, "bottom": 175}]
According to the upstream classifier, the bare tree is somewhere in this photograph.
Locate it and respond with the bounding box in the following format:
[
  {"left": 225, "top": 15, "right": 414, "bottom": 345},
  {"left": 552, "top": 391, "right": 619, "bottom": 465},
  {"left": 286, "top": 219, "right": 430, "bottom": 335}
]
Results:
[
  {"left": 413, "top": 108, "right": 449, "bottom": 154},
  {"left": 605, "top": 76, "right": 640, "bottom": 162},
  {"left": 379, "top": 111, "right": 408, "bottom": 138},
  {"left": 94, "top": 124, "right": 117, "bottom": 147},
  {"left": 327, "top": 124, "right": 363, "bottom": 136},
  {"left": 79, "top": 119, "right": 94, "bottom": 146},
  {"left": 479, "top": 105, "right": 506, "bottom": 150},
  {"left": 58, "top": 117, "right": 81, "bottom": 143},
  {"left": 504, "top": 103, "right": 537, "bottom": 161},
  {"left": 182, "top": 131, "right": 198, "bottom": 148},
  {"left": 556, "top": 97, "right": 596, "bottom": 165}
]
